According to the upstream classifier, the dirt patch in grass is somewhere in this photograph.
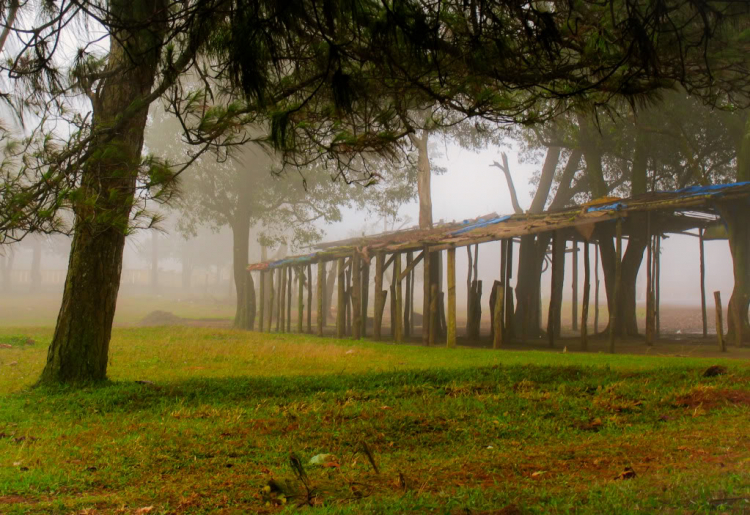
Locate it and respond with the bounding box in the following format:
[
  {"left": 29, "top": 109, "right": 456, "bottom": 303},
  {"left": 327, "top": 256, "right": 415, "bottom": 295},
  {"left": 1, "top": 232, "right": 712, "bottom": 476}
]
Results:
[{"left": 675, "top": 386, "right": 750, "bottom": 411}]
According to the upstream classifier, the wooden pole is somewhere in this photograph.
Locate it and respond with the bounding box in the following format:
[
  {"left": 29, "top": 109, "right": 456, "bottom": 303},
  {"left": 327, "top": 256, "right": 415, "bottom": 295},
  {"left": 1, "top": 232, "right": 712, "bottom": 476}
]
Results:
[
  {"left": 609, "top": 218, "right": 623, "bottom": 353},
  {"left": 361, "top": 260, "right": 370, "bottom": 338},
  {"left": 337, "top": 258, "right": 345, "bottom": 338},
  {"left": 447, "top": 247, "right": 457, "bottom": 348},
  {"left": 505, "top": 240, "right": 514, "bottom": 336},
  {"left": 345, "top": 264, "right": 352, "bottom": 336},
  {"left": 394, "top": 253, "right": 403, "bottom": 343},
  {"left": 374, "top": 252, "right": 385, "bottom": 340},
  {"left": 307, "top": 263, "right": 312, "bottom": 333},
  {"left": 287, "top": 267, "right": 292, "bottom": 332},
  {"left": 646, "top": 216, "right": 654, "bottom": 346},
  {"left": 655, "top": 235, "right": 661, "bottom": 337},
  {"left": 297, "top": 266, "right": 304, "bottom": 333},
  {"left": 352, "top": 252, "right": 362, "bottom": 340},
  {"left": 594, "top": 243, "right": 600, "bottom": 334},
  {"left": 429, "top": 283, "right": 438, "bottom": 345},
  {"left": 317, "top": 262, "right": 325, "bottom": 336},
  {"left": 466, "top": 245, "right": 473, "bottom": 339},
  {"left": 700, "top": 229, "right": 707, "bottom": 338},
  {"left": 246, "top": 270, "right": 256, "bottom": 330},
  {"left": 493, "top": 281, "right": 504, "bottom": 349},
  {"left": 714, "top": 291, "right": 726, "bottom": 352},
  {"left": 259, "top": 270, "right": 265, "bottom": 332},
  {"left": 572, "top": 241, "right": 579, "bottom": 331},
  {"left": 581, "top": 242, "right": 590, "bottom": 351},
  {"left": 404, "top": 252, "right": 413, "bottom": 338},
  {"left": 423, "top": 245, "right": 431, "bottom": 344},
  {"left": 409, "top": 261, "right": 415, "bottom": 337},
  {"left": 276, "top": 268, "right": 283, "bottom": 332},
  {"left": 268, "top": 268, "right": 275, "bottom": 332},
  {"left": 547, "top": 231, "right": 559, "bottom": 348}
]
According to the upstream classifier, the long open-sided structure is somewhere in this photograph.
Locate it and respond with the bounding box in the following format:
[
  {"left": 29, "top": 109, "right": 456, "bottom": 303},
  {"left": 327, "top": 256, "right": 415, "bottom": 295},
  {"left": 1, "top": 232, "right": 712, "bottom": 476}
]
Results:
[{"left": 246, "top": 182, "right": 750, "bottom": 352}]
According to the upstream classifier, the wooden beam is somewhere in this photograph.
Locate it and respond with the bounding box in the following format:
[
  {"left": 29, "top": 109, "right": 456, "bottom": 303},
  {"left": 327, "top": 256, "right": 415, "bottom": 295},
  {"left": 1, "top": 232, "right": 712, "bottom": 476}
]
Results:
[
  {"left": 297, "top": 265, "right": 304, "bottom": 333},
  {"left": 287, "top": 266, "right": 292, "bottom": 332},
  {"left": 504, "top": 239, "right": 513, "bottom": 338},
  {"left": 655, "top": 235, "right": 661, "bottom": 337},
  {"left": 547, "top": 231, "right": 559, "bottom": 348},
  {"left": 361, "top": 260, "right": 370, "bottom": 338},
  {"left": 307, "top": 263, "right": 312, "bottom": 333},
  {"left": 423, "top": 245, "right": 431, "bottom": 344},
  {"left": 714, "top": 291, "right": 726, "bottom": 352},
  {"left": 394, "top": 253, "right": 403, "bottom": 343},
  {"left": 646, "top": 230, "right": 655, "bottom": 346},
  {"left": 317, "top": 261, "right": 325, "bottom": 336},
  {"left": 398, "top": 250, "right": 425, "bottom": 283},
  {"left": 384, "top": 252, "right": 396, "bottom": 272},
  {"left": 267, "top": 268, "right": 275, "bottom": 332},
  {"left": 594, "top": 243, "right": 600, "bottom": 334},
  {"left": 609, "top": 217, "right": 623, "bottom": 353},
  {"left": 447, "top": 247, "right": 456, "bottom": 348},
  {"left": 352, "top": 252, "right": 362, "bottom": 340},
  {"left": 493, "top": 281, "right": 504, "bottom": 349},
  {"left": 276, "top": 268, "right": 283, "bottom": 332},
  {"left": 258, "top": 270, "right": 265, "bottom": 332},
  {"left": 374, "top": 252, "right": 385, "bottom": 340},
  {"left": 404, "top": 252, "right": 412, "bottom": 338},
  {"left": 429, "top": 283, "right": 438, "bottom": 345},
  {"left": 246, "top": 270, "right": 256, "bottom": 330},
  {"left": 571, "top": 241, "right": 578, "bottom": 331},
  {"left": 337, "top": 258, "right": 345, "bottom": 338},
  {"left": 581, "top": 242, "right": 590, "bottom": 351},
  {"left": 699, "top": 229, "right": 707, "bottom": 338}
]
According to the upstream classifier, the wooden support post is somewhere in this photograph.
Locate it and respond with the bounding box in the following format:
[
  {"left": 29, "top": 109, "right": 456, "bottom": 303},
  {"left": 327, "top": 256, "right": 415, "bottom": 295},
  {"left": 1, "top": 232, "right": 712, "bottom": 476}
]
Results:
[
  {"left": 287, "top": 267, "right": 292, "bottom": 332},
  {"left": 268, "top": 269, "right": 275, "bottom": 332},
  {"left": 466, "top": 245, "right": 473, "bottom": 338},
  {"left": 394, "top": 253, "right": 403, "bottom": 343},
  {"left": 493, "top": 281, "right": 504, "bottom": 349},
  {"left": 352, "top": 252, "right": 361, "bottom": 340},
  {"left": 345, "top": 266, "right": 352, "bottom": 336},
  {"left": 447, "top": 247, "right": 457, "bottom": 348},
  {"left": 700, "top": 229, "right": 707, "bottom": 338},
  {"left": 297, "top": 266, "right": 304, "bottom": 333},
  {"left": 307, "top": 263, "right": 312, "bottom": 333},
  {"left": 505, "top": 240, "right": 513, "bottom": 337},
  {"left": 581, "top": 242, "right": 590, "bottom": 351},
  {"left": 247, "top": 270, "right": 256, "bottom": 330},
  {"left": 429, "top": 283, "right": 438, "bottom": 345},
  {"left": 609, "top": 218, "right": 623, "bottom": 354},
  {"left": 500, "top": 240, "right": 507, "bottom": 339},
  {"left": 646, "top": 216, "right": 655, "bottom": 346},
  {"left": 276, "top": 268, "right": 283, "bottom": 332},
  {"left": 714, "top": 291, "right": 726, "bottom": 352},
  {"left": 423, "top": 245, "right": 431, "bottom": 344},
  {"left": 374, "top": 252, "right": 385, "bottom": 340},
  {"left": 337, "top": 258, "right": 345, "bottom": 338},
  {"left": 572, "top": 241, "right": 579, "bottom": 331},
  {"left": 409, "top": 262, "right": 415, "bottom": 337},
  {"left": 361, "top": 260, "right": 370, "bottom": 338},
  {"left": 404, "top": 252, "right": 413, "bottom": 338},
  {"left": 259, "top": 270, "right": 265, "bottom": 332},
  {"left": 317, "top": 262, "right": 325, "bottom": 336},
  {"left": 655, "top": 235, "right": 661, "bottom": 337},
  {"left": 547, "top": 231, "right": 559, "bottom": 348},
  {"left": 594, "top": 243, "right": 600, "bottom": 334}
]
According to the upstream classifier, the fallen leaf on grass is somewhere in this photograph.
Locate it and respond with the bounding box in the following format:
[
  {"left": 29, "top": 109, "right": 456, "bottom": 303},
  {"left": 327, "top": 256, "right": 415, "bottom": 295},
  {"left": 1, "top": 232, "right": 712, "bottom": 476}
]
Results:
[
  {"left": 614, "top": 467, "right": 636, "bottom": 480},
  {"left": 135, "top": 507, "right": 153, "bottom": 514},
  {"left": 531, "top": 470, "right": 546, "bottom": 478},
  {"left": 322, "top": 462, "right": 340, "bottom": 468}
]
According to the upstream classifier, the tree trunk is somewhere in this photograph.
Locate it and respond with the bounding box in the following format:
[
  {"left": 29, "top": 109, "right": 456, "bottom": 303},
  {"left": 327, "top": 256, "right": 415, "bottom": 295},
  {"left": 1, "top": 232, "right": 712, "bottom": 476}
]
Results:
[
  {"left": 39, "top": 0, "right": 167, "bottom": 384},
  {"left": 720, "top": 201, "right": 750, "bottom": 345},
  {"left": 410, "top": 130, "right": 433, "bottom": 230},
  {"left": 231, "top": 213, "right": 252, "bottom": 329}
]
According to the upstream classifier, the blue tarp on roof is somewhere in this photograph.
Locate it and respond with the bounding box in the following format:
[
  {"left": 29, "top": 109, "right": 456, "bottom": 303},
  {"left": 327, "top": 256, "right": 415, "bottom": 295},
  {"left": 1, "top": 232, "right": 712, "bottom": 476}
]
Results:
[
  {"left": 587, "top": 182, "right": 750, "bottom": 213},
  {"left": 450, "top": 215, "right": 512, "bottom": 236}
]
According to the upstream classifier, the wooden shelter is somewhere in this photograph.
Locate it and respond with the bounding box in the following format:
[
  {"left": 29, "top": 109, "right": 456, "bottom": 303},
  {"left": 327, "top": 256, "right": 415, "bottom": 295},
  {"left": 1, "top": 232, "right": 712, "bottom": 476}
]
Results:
[{"left": 246, "top": 182, "right": 750, "bottom": 351}]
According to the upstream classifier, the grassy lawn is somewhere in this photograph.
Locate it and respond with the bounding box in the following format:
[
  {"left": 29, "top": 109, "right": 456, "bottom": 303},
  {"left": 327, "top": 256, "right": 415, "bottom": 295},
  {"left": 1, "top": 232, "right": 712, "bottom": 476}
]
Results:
[{"left": 0, "top": 326, "right": 749, "bottom": 514}]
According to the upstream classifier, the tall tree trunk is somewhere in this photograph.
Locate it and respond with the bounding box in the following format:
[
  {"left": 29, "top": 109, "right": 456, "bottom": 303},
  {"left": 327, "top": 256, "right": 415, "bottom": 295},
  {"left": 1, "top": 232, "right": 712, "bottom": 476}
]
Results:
[
  {"left": 40, "top": 1, "right": 167, "bottom": 384},
  {"left": 410, "top": 130, "right": 433, "bottom": 230},
  {"left": 231, "top": 213, "right": 253, "bottom": 329},
  {"left": 725, "top": 114, "right": 750, "bottom": 344}
]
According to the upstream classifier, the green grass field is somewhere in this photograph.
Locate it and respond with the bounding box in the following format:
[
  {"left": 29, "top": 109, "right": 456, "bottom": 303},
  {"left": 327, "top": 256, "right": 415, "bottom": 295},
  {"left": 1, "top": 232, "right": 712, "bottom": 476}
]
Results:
[{"left": 1, "top": 325, "right": 749, "bottom": 514}]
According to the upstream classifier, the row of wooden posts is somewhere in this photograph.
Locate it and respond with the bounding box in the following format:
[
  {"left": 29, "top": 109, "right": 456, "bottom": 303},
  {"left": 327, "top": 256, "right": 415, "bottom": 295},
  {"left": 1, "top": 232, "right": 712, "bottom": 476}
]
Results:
[{"left": 246, "top": 216, "right": 728, "bottom": 352}]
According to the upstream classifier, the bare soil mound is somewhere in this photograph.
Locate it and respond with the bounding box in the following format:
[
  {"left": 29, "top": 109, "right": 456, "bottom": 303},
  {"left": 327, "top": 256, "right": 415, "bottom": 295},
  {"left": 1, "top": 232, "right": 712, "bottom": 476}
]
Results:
[{"left": 139, "top": 310, "right": 185, "bottom": 326}]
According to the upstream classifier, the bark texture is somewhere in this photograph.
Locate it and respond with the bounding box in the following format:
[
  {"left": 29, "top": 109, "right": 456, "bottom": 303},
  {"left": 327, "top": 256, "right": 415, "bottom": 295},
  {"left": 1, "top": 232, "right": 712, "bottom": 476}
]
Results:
[{"left": 40, "top": 1, "right": 168, "bottom": 384}]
